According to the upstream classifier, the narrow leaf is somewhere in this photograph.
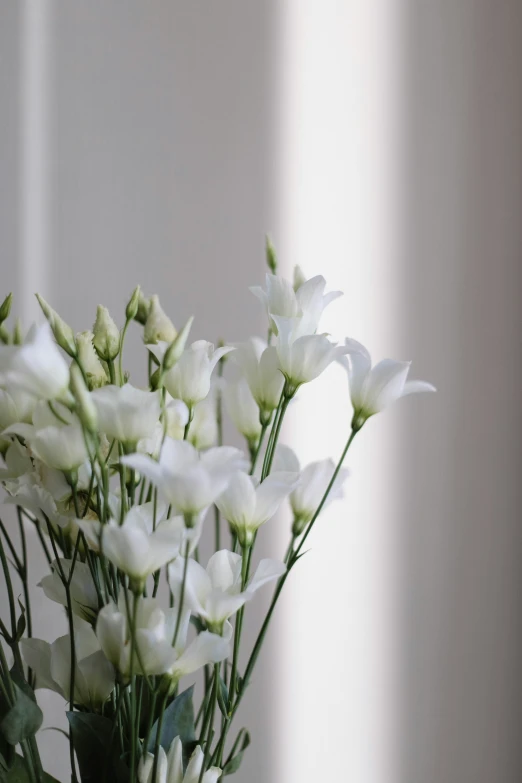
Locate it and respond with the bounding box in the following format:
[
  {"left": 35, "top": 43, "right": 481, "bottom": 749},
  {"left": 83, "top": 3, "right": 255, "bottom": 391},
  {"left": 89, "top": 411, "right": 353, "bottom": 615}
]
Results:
[{"left": 222, "top": 729, "right": 251, "bottom": 776}]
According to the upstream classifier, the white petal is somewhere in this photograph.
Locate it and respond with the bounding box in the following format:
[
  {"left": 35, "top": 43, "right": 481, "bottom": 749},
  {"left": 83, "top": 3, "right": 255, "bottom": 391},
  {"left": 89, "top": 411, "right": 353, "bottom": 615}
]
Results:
[
  {"left": 247, "top": 558, "right": 286, "bottom": 594},
  {"left": 171, "top": 631, "right": 229, "bottom": 678},
  {"left": 206, "top": 550, "right": 242, "bottom": 592},
  {"left": 254, "top": 472, "right": 300, "bottom": 526},
  {"left": 365, "top": 359, "right": 410, "bottom": 413},
  {"left": 401, "top": 379, "right": 437, "bottom": 397},
  {"left": 20, "top": 638, "right": 57, "bottom": 693},
  {"left": 166, "top": 736, "right": 184, "bottom": 783}
]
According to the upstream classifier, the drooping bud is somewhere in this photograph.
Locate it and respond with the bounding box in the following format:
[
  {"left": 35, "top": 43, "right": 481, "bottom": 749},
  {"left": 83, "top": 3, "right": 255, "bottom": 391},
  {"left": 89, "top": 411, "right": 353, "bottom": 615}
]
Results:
[
  {"left": 162, "top": 316, "right": 194, "bottom": 372},
  {"left": 35, "top": 293, "right": 77, "bottom": 357},
  {"left": 70, "top": 364, "right": 98, "bottom": 433},
  {"left": 0, "top": 293, "right": 12, "bottom": 324},
  {"left": 125, "top": 285, "right": 141, "bottom": 321},
  {"left": 265, "top": 235, "right": 277, "bottom": 274},
  {"left": 143, "top": 295, "right": 177, "bottom": 345},
  {"left": 75, "top": 331, "right": 108, "bottom": 390},
  {"left": 93, "top": 305, "right": 120, "bottom": 362},
  {"left": 134, "top": 291, "right": 151, "bottom": 325}
]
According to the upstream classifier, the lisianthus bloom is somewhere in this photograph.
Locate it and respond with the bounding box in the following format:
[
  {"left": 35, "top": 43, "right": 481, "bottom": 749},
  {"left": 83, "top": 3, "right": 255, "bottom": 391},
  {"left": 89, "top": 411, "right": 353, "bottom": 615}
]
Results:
[
  {"left": 122, "top": 440, "right": 247, "bottom": 522},
  {"left": 96, "top": 594, "right": 228, "bottom": 682},
  {"left": 39, "top": 559, "right": 99, "bottom": 623},
  {"left": 290, "top": 458, "right": 350, "bottom": 535},
  {"left": 187, "top": 392, "right": 218, "bottom": 451},
  {"left": 339, "top": 338, "right": 436, "bottom": 427},
  {"left": 231, "top": 338, "right": 284, "bottom": 416},
  {"left": 223, "top": 377, "right": 262, "bottom": 445},
  {"left": 4, "top": 401, "right": 88, "bottom": 472},
  {"left": 139, "top": 737, "right": 221, "bottom": 783},
  {"left": 216, "top": 471, "right": 299, "bottom": 547},
  {"left": 273, "top": 315, "right": 349, "bottom": 392},
  {"left": 0, "top": 387, "right": 37, "bottom": 433},
  {"left": 91, "top": 383, "right": 161, "bottom": 445},
  {"left": 149, "top": 340, "right": 233, "bottom": 409},
  {"left": 21, "top": 619, "right": 115, "bottom": 709},
  {"left": 0, "top": 324, "right": 70, "bottom": 401},
  {"left": 168, "top": 549, "right": 285, "bottom": 633},
  {"left": 77, "top": 502, "right": 181, "bottom": 586},
  {"left": 251, "top": 272, "right": 342, "bottom": 335}
]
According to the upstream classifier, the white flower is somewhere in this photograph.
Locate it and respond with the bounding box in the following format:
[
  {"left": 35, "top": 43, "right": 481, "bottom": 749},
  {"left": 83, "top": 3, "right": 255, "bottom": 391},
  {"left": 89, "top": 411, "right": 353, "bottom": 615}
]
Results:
[
  {"left": 149, "top": 340, "right": 233, "bottom": 409},
  {"left": 0, "top": 440, "right": 33, "bottom": 482},
  {"left": 339, "top": 338, "right": 436, "bottom": 426},
  {"left": 31, "top": 421, "right": 88, "bottom": 472},
  {"left": 273, "top": 315, "right": 349, "bottom": 391},
  {"left": 96, "top": 594, "right": 179, "bottom": 678},
  {"left": 122, "top": 440, "right": 247, "bottom": 521},
  {"left": 77, "top": 503, "right": 181, "bottom": 584},
  {"left": 4, "top": 401, "right": 88, "bottom": 472},
  {"left": 91, "top": 384, "right": 161, "bottom": 444},
  {"left": 143, "top": 295, "right": 177, "bottom": 344},
  {"left": 96, "top": 594, "right": 228, "bottom": 682},
  {"left": 290, "top": 458, "right": 350, "bottom": 534},
  {"left": 39, "top": 559, "right": 99, "bottom": 623},
  {"left": 188, "top": 394, "right": 218, "bottom": 451},
  {"left": 251, "top": 273, "right": 342, "bottom": 335},
  {"left": 0, "top": 387, "right": 37, "bottom": 432},
  {"left": 293, "top": 264, "right": 307, "bottom": 291},
  {"left": 0, "top": 324, "right": 70, "bottom": 401},
  {"left": 224, "top": 377, "right": 262, "bottom": 444},
  {"left": 168, "top": 549, "right": 285, "bottom": 633},
  {"left": 75, "top": 331, "right": 108, "bottom": 389},
  {"left": 21, "top": 620, "right": 115, "bottom": 708},
  {"left": 139, "top": 737, "right": 221, "bottom": 783},
  {"left": 216, "top": 471, "right": 299, "bottom": 546},
  {"left": 231, "top": 339, "right": 283, "bottom": 415}
]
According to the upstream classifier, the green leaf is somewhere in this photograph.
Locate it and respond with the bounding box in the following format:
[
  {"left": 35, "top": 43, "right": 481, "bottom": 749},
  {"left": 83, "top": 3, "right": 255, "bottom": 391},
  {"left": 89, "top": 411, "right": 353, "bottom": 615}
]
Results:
[
  {"left": 0, "top": 684, "right": 43, "bottom": 746},
  {"left": 67, "top": 712, "right": 128, "bottom": 783},
  {"left": 0, "top": 753, "right": 59, "bottom": 782},
  {"left": 222, "top": 729, "right": 250, "bottom": 776},
  {"left": 14, "top": 604, "right": 26, "bottom": 643},
  {"left": 217, "top": 675, "right": 229, "bottom": 718},
  {"left": 147, "top": 687, "right": 196, "bottom": 767}
]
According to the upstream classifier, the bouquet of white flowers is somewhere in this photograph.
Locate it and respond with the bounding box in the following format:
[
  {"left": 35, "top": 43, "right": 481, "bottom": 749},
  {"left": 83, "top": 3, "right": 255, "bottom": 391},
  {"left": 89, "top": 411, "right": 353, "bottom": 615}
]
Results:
[{"left": 0, "top": 246, "right": 434, "bottom": 782}]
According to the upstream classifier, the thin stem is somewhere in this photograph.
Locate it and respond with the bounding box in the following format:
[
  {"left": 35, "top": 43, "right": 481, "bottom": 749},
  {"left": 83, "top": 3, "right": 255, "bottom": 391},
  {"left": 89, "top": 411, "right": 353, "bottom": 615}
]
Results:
[
  {"left": 129, "top": 592, "right": 140, "bottom": 783},
  {"left": 118, "top": 318, "right": 131, "bottom": 385},
  {"left": 172, "top": 541, "right": 190, "bottom": 648},
  {"left": 249, "top": 421, "right": 268, "bottom": 476},
  {"left": 198, "top": 666, "right": 219, "bottom": 783},
  {"left": 151, "top": 689, "right": 169, "bottom": 783}
]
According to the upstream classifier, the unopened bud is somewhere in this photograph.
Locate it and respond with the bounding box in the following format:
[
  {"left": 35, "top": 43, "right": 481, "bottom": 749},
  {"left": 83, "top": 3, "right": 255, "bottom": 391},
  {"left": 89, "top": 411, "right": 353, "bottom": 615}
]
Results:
[
  {"left": 76, "top": 331, "right": 108, "bottom": 390},
  {"left": 163, "top": 316, "right": 194, "bottom": 371},
  {"left": 125, "top": 285, "right": 141, "bottom": 321},
  {"left": 293, "top": 265, "right": 306, "bottom": 292},
  {"left": 93, "top": 305, "right": 120, "bottom": 362},
  {"left": 144, "top": 295, "right": 177, "bottom": 345},
  {"left": 0, "top": 293, "right": 12, "bottom": 324},
  {"left": 0, "top": 325, "right": 9, "bottom": 344},
  {"left": 265, "top": 236, "right": 277, "bottom": 274},
  {"left": 36, "top": 293, "right": 77, "bottom": 357},
  {"left": 70, "top": 364, "right": 98, "bottom": 433},
  {"left": 13, "top": 319, "right": 23, "bottom": 345},
  {"left": 135, "top": 291, "right": 151, "bottom": 325}
]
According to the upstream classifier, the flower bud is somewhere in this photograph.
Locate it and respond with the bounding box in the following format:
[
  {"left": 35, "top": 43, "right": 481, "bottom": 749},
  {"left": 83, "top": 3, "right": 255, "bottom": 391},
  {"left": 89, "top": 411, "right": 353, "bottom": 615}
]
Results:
[
  {"left": 75, "top": 331, "right": 108, "bottom": 390},
  {"left": 36, "top": 293, "right": 77, "bottom": 357},
  {"left": 0, "top": 324, "right": 9, "bottom": 344},
  {"left": 12, "top": 318, "right": 23, "bottom": 345},
  {"left": 0, "top": 293, "right": 12, "bottom": 324},
  {"left": 143, "top": 295, "right": 177, "bottom": 344},
  {"left": 293, "top": 264, "right": 306, "bottom": 291},
  {"left": 265, "top": 235, "right": 277, "bottom": 274},
  {"left": 162, "top": 316, "right": 194, "bottom": 371},
  {"left": 134, "top": 291, "right": 151, "bottom": 325},
  {"left": 93, "top": 305, "right": 120, "bottom": 361},
  {"left": 125, "top": 285, "right": 141, "bottom": 321},
  {"left": 70, "top": 364, "right": 98, "bottom": 433}
]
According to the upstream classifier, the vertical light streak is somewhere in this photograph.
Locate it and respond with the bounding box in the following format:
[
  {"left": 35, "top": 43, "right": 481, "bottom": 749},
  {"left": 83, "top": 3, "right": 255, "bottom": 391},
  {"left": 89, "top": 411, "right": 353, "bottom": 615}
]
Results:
[{"left": 274, "top": 2, "right": 404, "bottom": 781}]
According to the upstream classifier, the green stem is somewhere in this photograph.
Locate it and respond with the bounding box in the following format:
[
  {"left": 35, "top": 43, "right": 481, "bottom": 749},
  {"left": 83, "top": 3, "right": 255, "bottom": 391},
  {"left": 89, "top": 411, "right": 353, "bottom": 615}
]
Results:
[
  {"left": 172, "top": 541, "right": 190, "bottom": 648},
  {"left": 118, "top": 318, "right": 131, "bottom": 385},
  {"left": 249, "top": 421, "right": 268, "bottom": 476},
  {"left": 150, "top": 690, "right": 169, "bottom": 783},
  {"left": 198, "top": 666, "right": 219, "bottom": 783}
]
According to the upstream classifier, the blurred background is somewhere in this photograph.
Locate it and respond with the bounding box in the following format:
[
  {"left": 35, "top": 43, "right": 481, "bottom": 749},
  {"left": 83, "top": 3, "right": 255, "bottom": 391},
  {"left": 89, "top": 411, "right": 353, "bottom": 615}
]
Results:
[{"left": 1, "top": 1, "right": 522, "bottom": 781}]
